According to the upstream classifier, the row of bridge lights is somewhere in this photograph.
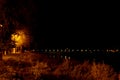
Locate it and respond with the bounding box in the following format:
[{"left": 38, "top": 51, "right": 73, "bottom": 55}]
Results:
[
  {"left": 106, "top": 49, "right": 119, "bottom": 53},
  {"left": 43, "top": 49, "right": 101, "bottom": 52},
  {"left": 42, "top": 49, "right": 119, "bottom": 53}
]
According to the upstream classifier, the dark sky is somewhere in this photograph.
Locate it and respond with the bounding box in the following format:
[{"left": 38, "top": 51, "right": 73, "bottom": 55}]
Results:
[
  {"left": 1, "top": 0, "right": 119, "bottom": 48},
  {"left": 35, "top": 1, "right": 119, "bottom": 48},
  {"left": 29, "top": 0, "right": 119, "bottom": 48}
]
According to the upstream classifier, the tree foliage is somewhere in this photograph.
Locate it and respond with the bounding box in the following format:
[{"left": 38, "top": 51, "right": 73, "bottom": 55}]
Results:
[{"left": 0, "top": 0, "right": 35, "bottom": 51}]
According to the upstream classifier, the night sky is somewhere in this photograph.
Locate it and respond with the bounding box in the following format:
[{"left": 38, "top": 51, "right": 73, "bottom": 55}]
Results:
[
  {"left": 1, "top": 0, "right": 119, "bottom": 48},
  {"left": 36, "top": 0, "right": 119, "bottom": 48}
]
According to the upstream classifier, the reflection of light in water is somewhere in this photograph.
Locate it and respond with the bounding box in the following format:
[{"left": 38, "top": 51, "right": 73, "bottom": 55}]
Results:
[
  {"left": 116, "top": 49, "right": 119, "bottom": 52},
  {"left": 61, "top": 49, "right": 63, "bottom": 52},
  {"left": 53, "top": 55, "right": 55, "bottom": 58},
  {"left": 53, "top": 49, "right": 55, "bottom": 52},
  {"left": 0, "top": 24, "right": 3, "bottom": 27},
  {"left": 49, "top": 49, "right": 51, "bottom": 52},
  {"left": 45, "top": 49, "right": 47, "bottom": 52},
  {"left": 65, "top": 56, "right": 67, "bottom": 59},
  {"left": 57, "top": 49, "right": 59, "bottom": 52},
  {"left": 81, "top": 49, "right": 83, "bottom": 52},
  {"left": 85, "top": 49, "right": 87, "bottom": 52},
  {"left": 72, "top": 49, "right": 74, "bottom": 52},
  {"left": 76, "top": 49, "right": 79, "bottom": 51},
  {"left": 68, "top": 56, "right": 70, "bottom": 59}
]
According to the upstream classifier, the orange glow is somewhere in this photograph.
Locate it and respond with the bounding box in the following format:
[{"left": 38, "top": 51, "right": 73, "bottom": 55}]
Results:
[
  {"left": 0, "top": 24, "right": 3, "bottom": 27},
  {"left": 11, "top": 29, "right": 29, "bottom": 47}
]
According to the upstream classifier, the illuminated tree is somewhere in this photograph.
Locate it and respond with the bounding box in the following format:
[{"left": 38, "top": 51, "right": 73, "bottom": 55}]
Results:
[
  {"left": 11, "top": 28, "right": 31, "bottom": 52},
  {"left": 0, "top": 0, "right": 41, "bottom": 56}
]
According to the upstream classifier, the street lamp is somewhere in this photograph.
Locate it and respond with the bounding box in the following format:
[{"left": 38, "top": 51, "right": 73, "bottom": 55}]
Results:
[
  {"left": 0, "top": 24, "right": 3, "bottom": 60},
  {"left": 0, "top": 24, "right": 3, "bottom": 46}
]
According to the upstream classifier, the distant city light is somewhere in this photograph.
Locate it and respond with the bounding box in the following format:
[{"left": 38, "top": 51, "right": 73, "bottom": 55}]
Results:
[
  {"left": 64, "top": 49, "right": 67, "bottom": 52},
  {"left": 68, "top": 49, "right": 70, "bottom": 52},
  {"left": 106, "top": 49, "right": 109, "bottom": 52},
  {"left": 85, "top": 49, "right": 87, "bottom": 52},
  {"left": 53, "top": 49, "right": 55, "bottom": 52},
  {"left": 61, "top": 49, "right": 63, "bottom": 52},
  {"left": 116, "top": 49, "right": 119, "bottom": 52},
  {"left": 41, "top": 49, "right": 43, "bottom": 52},
  {"left": 97, "top": 49, "right": 100, "bottom": 52},
  {"left": 45, "top": 49, "right": 47, "bottom": 52},
  {"left": 72, "top": 49, "right": 74, "bottom": 52},
  {"left": 68, "top": 56, "right": 71, "bottom": 59},
  {"left": 0, "top": 24, "right": 3, "bottom": 27},
  {"left": 49, "top": 49, "right": 51, "bottom": 52},
  {"left": 65, "top": 56, "right": 67, "bottom": 59},
  {"left": 81, "top": 49, "right": 83, "bottom": 52},
  {"left": 76, "top": 49, "right": 79, "bottom": 51},
  {"left": 39, "top": 48, "right": 120, "bottom": 53},
  {"left": 57, "top": 49, "right": 59, "bottom": 52}
]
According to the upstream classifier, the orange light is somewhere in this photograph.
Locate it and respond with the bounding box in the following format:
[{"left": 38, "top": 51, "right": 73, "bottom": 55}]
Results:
[{"left": 11, "top": 30, "right": 27, "bottom": 47}]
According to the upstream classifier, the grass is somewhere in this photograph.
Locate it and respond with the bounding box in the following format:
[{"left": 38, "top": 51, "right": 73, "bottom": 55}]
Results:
[{"left": 0, "top": 52, "right": 119, "bottom": 80}]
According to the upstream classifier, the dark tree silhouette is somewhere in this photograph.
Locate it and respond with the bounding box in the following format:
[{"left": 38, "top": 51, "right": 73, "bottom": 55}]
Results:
[{"left": 0, "top": 0, "right": 36, "bottom": 59}]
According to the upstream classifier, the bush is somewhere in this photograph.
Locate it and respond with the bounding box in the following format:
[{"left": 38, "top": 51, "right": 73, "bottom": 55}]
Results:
[
  {"left": 91, "top": 62, "right": 117, "bottom": 80},
  {"left": 0, "top": 53, "right": 118, "bottom": 80},
  {"left": 71, "top": 61, "right": 93, "bottom": 80},
  {"left": 53, "top": 60, "right": 117, "bottom": 80},
  {"left": 53, "top": 59, "right": 73, "bottom": 78},
  {"left": 29, "top": 61, "right": 51, "bottom": 80}
]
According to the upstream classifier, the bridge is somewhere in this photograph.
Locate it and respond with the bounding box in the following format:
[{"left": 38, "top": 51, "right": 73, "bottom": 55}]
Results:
[{"left": 32, "top": 48, "right": 119, "bottom": 53}]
